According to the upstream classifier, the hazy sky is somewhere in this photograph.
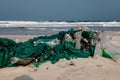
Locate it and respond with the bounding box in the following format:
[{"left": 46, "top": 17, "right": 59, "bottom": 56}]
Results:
[{"left": 0, "top": 0, "right": 120, "bottom": 21}]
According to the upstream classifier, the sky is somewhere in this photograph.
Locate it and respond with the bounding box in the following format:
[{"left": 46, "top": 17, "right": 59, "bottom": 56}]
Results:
[{"left": 0, "top": 0, "right": 120, "bottom": 21}]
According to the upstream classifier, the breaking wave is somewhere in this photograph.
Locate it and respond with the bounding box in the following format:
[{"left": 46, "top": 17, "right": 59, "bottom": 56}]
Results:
[{"left": 0, "top": 21, "right": 120, "bottom": 27}]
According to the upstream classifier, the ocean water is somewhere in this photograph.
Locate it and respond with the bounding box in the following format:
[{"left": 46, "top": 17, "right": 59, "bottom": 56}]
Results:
[{"left": 0, "top": 21, "right": 120, "bottom": 35}]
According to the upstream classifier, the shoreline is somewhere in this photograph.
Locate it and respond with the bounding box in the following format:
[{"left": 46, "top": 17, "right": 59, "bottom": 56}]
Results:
[{"left": 0, "top": 31, "right": 120, "bottom": 41}]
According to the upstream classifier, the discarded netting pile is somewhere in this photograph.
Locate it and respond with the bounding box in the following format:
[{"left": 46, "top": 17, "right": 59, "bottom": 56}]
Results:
[
  {"left": 0, "top": 28, "right": 96, "bottom": 67},
  {"left": 0, "top": 38, "right": 16, "bottom": 67},
  {"left": 0, "top": 28, "right": 119, "bottom": 68}
]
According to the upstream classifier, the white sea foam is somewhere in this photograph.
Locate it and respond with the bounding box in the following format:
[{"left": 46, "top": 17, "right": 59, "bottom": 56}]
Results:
[
  {"left": 52, "top": 29, "right": 68, "bottom": 31},
  {"left": 27, "top": 28, "right": 47, "bottom": 30},
  {"left": 0, "top": 21, "right": 120, "bottom": 27}
]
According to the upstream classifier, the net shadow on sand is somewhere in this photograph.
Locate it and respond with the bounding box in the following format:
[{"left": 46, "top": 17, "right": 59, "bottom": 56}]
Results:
[{"left": 13, "top": 75, "right": 33, "bottom": 80}]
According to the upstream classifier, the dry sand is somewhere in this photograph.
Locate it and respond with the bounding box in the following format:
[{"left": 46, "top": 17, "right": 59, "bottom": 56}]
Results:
[
  {"left": 0, "top": 57, "right": 120, "bottom": 80},
  {"left": 0, "top": 32, "right": 120, "bottom": 80}
]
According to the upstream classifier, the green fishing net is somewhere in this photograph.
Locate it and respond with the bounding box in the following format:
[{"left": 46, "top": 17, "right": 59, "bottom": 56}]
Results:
[{"left": 0, "top": 29, "right": 95, "bottom": 67}]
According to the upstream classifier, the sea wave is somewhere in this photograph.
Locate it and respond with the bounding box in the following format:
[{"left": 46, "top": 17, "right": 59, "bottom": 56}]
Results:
[{"left": 0, "top": 21, "right": 120, "bottom": 27}]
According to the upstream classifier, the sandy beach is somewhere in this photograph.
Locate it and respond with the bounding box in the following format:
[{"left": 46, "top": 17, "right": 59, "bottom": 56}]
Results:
[
  {"left": 0, "top": 0, "right": 120, "bottom": 79},
  {"left": 0, "top": 57, "right": 120, "bottom": 80},
  {"left": 0, "top": 31, "right": 120, "bottom": 80}
]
